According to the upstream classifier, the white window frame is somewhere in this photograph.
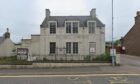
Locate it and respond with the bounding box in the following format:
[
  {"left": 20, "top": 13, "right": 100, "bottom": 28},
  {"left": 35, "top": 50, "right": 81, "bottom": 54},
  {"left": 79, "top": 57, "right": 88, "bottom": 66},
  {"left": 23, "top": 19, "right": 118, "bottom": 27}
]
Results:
[
  {"left": 65, "top": 21, "right": 79, "bottom": 34},
  {"left": 87, "top": 21, "right": 96, "bottom": 33},
  {"left": 48, "top": 21, "right": 57, "bottom": 34}
]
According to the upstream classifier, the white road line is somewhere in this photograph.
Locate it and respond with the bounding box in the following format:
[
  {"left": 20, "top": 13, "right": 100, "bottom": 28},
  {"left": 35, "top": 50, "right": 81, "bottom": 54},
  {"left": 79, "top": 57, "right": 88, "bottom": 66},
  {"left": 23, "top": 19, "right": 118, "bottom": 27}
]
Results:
[{"left": 0, "top": 74, "right": 140, "bottom": 78}]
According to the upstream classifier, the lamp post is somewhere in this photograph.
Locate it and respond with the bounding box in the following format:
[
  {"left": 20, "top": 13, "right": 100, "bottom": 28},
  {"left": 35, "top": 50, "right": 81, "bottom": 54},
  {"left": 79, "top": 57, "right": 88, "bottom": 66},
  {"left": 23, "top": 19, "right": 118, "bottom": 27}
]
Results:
[{"left": 111, "top": 0, "right": 115, "bottom": 66}]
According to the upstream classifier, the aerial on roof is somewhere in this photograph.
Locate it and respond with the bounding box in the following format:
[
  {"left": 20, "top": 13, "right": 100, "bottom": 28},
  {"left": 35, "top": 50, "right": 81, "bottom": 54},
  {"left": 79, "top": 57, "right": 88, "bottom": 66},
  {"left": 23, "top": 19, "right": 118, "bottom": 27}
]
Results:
[{"left": 40, "top": 9, "right": 105, "bottom": 28}]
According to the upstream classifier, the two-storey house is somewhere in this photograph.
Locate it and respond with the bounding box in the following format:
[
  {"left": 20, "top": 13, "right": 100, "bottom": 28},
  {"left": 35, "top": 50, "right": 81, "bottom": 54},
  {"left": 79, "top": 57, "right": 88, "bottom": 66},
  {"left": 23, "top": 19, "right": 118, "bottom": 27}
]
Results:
[{"left": 18, "top": 8, "right": 105, "bottom": 61}]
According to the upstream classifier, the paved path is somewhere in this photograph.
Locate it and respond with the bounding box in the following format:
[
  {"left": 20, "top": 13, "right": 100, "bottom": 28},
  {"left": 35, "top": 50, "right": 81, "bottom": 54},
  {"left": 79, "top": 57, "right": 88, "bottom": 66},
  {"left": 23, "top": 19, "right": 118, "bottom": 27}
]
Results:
[{"left": 100, "top": 54, "right": 140, "bottom": 74}]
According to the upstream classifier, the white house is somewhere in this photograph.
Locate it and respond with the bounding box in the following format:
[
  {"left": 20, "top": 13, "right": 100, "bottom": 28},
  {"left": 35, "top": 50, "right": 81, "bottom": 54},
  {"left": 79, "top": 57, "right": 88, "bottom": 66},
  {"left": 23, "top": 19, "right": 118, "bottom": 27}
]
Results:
[
  {"left": 0, "top": 28, "right": 15, "bottom": 57},
  {"left": 18, "top": 8, "right": 105, "bottom": 61}
]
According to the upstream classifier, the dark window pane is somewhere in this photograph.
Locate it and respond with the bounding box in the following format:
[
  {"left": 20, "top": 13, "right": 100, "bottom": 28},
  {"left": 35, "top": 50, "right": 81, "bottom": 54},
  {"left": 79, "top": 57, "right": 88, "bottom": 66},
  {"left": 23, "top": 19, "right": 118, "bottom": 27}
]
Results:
[
  {"left": 50, "top": 23, "right": 56, "bottom": 34},
  {"left": 50, "top": 42, "right": 56, "bottom": 54},
  {"left": 66, "top": 42, "right": 71, "bottom": 54},
  {"left": 66, "top": 22, "right": 71, "bottom": 33},
  {"left": 73, "top": 22, "right": 78, "bottom": 33},
  {"left": 89, "top": 22, "right": 95, "bottom": 33},
  {"left": 73, "top": 42, "right": 78, "bottom": 54}
]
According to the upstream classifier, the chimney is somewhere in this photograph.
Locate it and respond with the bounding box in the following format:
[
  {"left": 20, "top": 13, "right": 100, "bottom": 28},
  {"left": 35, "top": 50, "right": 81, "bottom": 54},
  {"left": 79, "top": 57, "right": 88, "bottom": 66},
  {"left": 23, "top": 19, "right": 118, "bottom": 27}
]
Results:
[
  {"left": 135, "top": 11, "right": 140, "bottom": 24},
  {"left": 46, "top": 9, "right": 50, "bottom": 19},
  {"left": 90, "top": 8, "right": 96, "bottom": 19}
]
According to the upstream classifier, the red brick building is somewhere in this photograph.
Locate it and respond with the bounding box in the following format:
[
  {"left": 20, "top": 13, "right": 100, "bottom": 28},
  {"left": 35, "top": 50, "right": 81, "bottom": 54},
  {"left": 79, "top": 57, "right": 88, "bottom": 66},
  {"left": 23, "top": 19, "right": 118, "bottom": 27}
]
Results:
[{"left": 123, "top": 11, "right": 140, "bottom": 56}]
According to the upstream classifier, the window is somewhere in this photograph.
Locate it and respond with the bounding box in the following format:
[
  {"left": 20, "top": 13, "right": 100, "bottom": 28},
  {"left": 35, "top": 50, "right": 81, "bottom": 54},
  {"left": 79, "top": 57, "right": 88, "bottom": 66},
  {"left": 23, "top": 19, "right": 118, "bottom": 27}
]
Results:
[
  {"left": 50, "top": 42, "right": 56, "bottom": 54},
  {"left": 50, "top": 22, "right": 56, "bottom": 34},
  {"left": 88, "top": 22, "right": 95, "bottom": 33},
  {"left": 73, "top": 42, "right": 78, "bottom": 54},
  {"left": 89, "top": 42, "right": 96, "bottom": 54},
  {"left": 66, "top": 42, "right": 71, "bottom": 54},
  {"left": 73, "top": 22, "right": 78, "bottom": 33},
  {"left": 66, "top": 22, "right": 79, "bottom": 33},
  {"left": 66, "top": 22, "right": 71, "bottom": 33}
]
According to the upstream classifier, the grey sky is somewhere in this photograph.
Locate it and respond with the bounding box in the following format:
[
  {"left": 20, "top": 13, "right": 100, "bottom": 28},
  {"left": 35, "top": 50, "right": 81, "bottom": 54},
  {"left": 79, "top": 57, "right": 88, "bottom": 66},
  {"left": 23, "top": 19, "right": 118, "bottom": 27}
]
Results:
[{"left": 0, "top": 0, "right": 140, "bottom": 42}]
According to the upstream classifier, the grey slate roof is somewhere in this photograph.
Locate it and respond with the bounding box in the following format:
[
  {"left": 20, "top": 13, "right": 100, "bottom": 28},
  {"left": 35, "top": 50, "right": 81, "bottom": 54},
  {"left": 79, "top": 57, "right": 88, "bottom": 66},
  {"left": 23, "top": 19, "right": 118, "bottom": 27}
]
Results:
[
  {"left": 41, "top": 16, "right": 105, "bottom": 28},
  {"left": 0, "top": 37, "right": 4, "bottom": 44}
]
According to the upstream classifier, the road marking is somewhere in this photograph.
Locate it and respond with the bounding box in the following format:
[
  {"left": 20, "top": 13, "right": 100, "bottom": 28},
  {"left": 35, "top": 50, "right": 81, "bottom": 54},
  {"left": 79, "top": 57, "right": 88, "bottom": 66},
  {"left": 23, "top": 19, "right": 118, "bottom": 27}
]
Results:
[
  {"left": 107, "top": 76, "right": 133, "bottom": 84},
  {"left": 67, "top": 77, "right": 79, "bottom": 80},
  {"left": 0, "top": 74, "right": 139, "bottom": 78}
]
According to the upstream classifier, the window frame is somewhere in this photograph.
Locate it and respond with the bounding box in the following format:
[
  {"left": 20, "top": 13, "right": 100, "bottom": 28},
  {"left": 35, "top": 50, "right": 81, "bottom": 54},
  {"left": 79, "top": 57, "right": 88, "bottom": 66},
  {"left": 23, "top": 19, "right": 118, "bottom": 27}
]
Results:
[
  {"left": 72, "top": 22, "right": 79, "bottom": 33},
  {"left": 50, "top": 42, "right": 56, "bottom": 54},
  {"left": 66, "top": 42, "right": 71, "bottom": 54},
  {"left": 65, "top": 21, "right": 79, "bottom": 34},
  {"left": 87, "top": 21, "right": 96, "bottom": 33},
  {"left": 66, "top": 22, "right": 71, "bottom": 33},
  {"left": 48, "top": 21, "right": 57, "bottom": 34},
  {"left": 73, "top": 42, "right": 78, "bottom": 54}
]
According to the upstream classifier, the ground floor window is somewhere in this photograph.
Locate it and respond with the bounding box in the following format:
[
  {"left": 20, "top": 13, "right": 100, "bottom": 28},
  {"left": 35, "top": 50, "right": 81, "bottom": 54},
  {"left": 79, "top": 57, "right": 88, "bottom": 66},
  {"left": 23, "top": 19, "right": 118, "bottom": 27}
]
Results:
[
  {"left": 89, "top": 42, "right": 96, "bottom": 54},
  {"left": 66, "top": 42, "right": 71, "bottom": 54},
  {"left": 66, "top": 42, "right": 78, "bottom": 54},
  {"left": 73, "top": 42, "right": 78, "bottom": 54},
  {"left": 50, "top": 42, "right": 56, "bottom": 54}
]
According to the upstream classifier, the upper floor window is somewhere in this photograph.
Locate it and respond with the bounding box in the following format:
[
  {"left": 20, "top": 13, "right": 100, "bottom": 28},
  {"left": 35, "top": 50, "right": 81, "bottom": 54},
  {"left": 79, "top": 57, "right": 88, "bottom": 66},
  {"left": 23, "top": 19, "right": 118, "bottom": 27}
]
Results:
[
  {"left": 66, "top": 22, "right": 71, "bottom": 33},
  {"left": 49, "top": 22, "right": 56, "bottom": 34},
  {"left": 66, "top": 21, "right": 79, "bottom": 33},
  {"left": 88, "top": 21, "right": 96, "bottom": 33},
  {"left": 73, "top": 22, "right": 78, "bottom": 33}
]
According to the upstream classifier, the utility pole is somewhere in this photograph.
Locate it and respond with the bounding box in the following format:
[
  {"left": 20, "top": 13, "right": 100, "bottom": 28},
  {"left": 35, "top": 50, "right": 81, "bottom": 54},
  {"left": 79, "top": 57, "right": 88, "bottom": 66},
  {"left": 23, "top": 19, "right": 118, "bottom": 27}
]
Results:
[{"left": 111, "top": 0, "right": 115, "bottom": 66}]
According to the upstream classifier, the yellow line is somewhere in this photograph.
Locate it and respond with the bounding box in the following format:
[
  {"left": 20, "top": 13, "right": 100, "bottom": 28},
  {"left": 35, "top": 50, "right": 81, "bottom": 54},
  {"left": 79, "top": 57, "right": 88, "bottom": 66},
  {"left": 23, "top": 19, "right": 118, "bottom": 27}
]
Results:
[{"left": 0, "top": 74, "right": 139, "bottom": 78}]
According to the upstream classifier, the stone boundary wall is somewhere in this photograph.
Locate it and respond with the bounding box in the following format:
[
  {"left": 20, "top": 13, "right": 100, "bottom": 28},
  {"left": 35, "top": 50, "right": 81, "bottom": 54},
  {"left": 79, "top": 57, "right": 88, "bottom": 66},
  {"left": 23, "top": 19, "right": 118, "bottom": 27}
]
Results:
[{"left": 0, "top": 63, "right": 111, "bottom": 69}]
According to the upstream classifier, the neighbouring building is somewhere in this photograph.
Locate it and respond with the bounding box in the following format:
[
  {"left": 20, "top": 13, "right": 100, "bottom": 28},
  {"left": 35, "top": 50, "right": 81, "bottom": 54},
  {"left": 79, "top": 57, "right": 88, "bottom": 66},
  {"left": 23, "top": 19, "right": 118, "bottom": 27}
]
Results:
[
  {"left": 18, "top": 8, "right": 105, "bottom": 61},
  {"left": 0, "top": 28, "right": 15, "bottom": 57},
  {"left": 123, "top": 11, "right": 140, "bottom": 56}
]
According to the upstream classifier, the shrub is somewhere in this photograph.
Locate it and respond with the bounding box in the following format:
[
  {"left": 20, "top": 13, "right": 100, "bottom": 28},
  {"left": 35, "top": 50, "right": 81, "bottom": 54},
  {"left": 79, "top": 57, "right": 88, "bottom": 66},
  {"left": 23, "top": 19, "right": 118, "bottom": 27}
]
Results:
[
  {"left": 93, "top": 52, "right": 111, "bottom": 62},
  {"left": 0, "top": 56, "right": 32, "bottom": 65}
]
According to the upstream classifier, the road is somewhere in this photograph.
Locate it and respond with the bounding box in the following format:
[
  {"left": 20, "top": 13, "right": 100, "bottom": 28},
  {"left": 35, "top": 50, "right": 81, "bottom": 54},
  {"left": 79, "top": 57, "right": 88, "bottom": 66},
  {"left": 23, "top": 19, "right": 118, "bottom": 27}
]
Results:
[
  {"left": 0, "top": 74, "right": 139, "bottom": 84},
  {"left": 0, "top": 54, "right": 140, "bottom": 84}
]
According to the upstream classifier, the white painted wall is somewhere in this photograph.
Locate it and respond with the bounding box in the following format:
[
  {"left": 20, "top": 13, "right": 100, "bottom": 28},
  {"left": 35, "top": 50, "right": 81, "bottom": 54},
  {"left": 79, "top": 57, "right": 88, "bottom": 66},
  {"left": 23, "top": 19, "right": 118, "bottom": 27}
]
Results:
[{"left": 0, "top": 38, "right": 15, "bottom": 57}]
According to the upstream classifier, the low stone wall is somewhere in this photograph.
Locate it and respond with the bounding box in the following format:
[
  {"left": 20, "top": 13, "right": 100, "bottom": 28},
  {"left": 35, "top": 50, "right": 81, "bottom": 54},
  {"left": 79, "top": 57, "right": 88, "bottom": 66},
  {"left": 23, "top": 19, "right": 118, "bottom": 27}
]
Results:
[{"left": 0, "top": 63, "right": 111, "bottom": 69}]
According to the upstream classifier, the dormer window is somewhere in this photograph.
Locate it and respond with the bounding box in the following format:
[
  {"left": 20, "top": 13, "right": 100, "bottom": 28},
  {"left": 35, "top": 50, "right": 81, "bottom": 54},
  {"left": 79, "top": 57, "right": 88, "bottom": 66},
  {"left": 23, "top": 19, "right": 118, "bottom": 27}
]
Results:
[
  {"left": 65, "top": 21, "right": 79, "bottom": 34},
  {"left": 88, "top": 21, "right": 96, "bottom": 33},
  {"left": 66, "top": 22, "right": 71, "bottom": 33},
  {"left": 73, "top": 22, "right": 78, "bottom": 33},
  {"left": 49, "top": 21, "right": 57, "bottom": 34}
]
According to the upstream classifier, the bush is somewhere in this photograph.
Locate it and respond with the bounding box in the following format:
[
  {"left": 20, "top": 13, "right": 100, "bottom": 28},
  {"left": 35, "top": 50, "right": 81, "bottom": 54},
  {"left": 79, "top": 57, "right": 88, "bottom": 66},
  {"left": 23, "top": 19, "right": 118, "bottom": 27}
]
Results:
[
  {"left": 0, "top": 56, "right": 17, "bottom": 61},
  {"left": 93, "top": 52, "right": 112, "bottom": 62},
  {"left": 0, "top": 56, "right": 32, "bottom": 65}
]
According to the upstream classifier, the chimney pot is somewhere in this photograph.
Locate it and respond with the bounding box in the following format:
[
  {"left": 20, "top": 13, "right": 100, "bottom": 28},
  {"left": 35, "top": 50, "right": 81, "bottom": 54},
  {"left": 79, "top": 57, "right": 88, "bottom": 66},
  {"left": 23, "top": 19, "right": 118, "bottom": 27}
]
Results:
[
  {"left": 90, "top": 8, "right": 96, "bottom": 19},
  {"left": 46, "top": 9, "right": 50, "bottom": 18},
  {"left": 137, "top": 11, "right": 140, "bottom": 16}
]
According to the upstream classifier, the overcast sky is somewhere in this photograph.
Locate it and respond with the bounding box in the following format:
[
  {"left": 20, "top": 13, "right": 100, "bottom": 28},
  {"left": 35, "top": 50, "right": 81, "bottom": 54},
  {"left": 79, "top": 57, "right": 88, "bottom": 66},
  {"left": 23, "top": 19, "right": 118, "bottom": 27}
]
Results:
[{"left": 0, "top": 0, "right": 140, "bottom": 42}]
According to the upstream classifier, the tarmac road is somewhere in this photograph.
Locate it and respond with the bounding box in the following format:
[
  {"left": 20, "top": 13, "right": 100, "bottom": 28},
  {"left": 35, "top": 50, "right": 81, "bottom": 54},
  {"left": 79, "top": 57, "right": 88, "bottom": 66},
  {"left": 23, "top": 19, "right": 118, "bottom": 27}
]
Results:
[{"left": 0, "top": 74, "right": 139, "bottom": 84}]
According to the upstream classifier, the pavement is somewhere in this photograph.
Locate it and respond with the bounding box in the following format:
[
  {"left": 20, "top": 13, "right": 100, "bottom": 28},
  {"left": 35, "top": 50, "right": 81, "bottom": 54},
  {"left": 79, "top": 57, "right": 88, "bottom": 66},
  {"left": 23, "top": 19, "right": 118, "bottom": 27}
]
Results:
[{"left": 0, "top": 54, "right": 140, "bottom": 75}]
